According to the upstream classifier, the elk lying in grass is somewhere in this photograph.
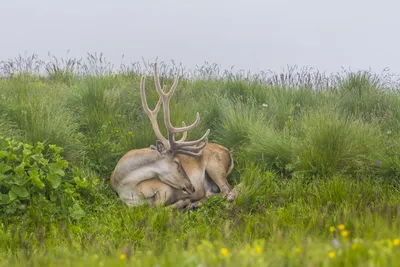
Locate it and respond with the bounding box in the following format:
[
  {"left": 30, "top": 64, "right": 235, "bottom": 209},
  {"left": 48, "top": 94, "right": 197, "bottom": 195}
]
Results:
[{"left": 110, "top": 63, "right": 235, "bottom": 209}]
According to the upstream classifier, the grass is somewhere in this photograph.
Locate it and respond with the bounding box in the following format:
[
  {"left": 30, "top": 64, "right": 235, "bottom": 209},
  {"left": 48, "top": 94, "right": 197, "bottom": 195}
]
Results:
[{"left": 1, "top": 54, "right": 400, "bottom": 266}]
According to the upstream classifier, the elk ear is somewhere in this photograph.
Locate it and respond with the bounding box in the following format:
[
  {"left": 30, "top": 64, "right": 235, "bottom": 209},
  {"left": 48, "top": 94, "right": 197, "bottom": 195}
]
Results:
[{"left": 156, "top": 140, "right": 167, "bottom": 155}]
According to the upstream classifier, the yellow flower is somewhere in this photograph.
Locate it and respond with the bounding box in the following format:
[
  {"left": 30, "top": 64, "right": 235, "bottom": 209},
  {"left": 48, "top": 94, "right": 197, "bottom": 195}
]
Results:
[
  {"left": 351, "top": 243, "right": 358, "bottom": 250},
  {"left": 337, "top": 224, "right": 345, "bottom": 231},
  {"left": 328, "top": 251, "right": 336, "bottom": 259},
  {"left": 329, "top": 226, "right": 336, "bottom": 232},
  {"left": 119, "top": 253, "right": 126, "bottom": 260},
  {"left": 341, "top": 230, "right": 349, "bottom": 238},
  {"left": 254, "top": 247, "right": 263, "bottom": 254},
  {"left": 220, "top": 248, "right": 229, "bottom": 256},
  {"left": 295, "top": 247, "right": 301, "bottom": 254},
  {"left": 393, "top": 239, "right": 400, "bottom": 246}
]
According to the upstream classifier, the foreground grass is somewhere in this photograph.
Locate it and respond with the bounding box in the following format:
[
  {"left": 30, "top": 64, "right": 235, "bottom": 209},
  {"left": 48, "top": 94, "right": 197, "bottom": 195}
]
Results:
[
  {"left": 2, "top": 173, "right": 400, "bottom": 267},
  {"left": 1, "top": 55, "right": 400, "bottom": 266}
]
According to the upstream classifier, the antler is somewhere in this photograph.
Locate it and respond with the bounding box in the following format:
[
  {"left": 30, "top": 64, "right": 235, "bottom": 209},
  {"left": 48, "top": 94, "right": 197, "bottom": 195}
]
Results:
[
  {"left": 140, "top": 75, "right": 168, "bottom": 146},
  {"left": 139, "top": 63, "right": 210, "bottom": 157},
  {"left": 153, "top": 63, "right": 210, "bottom": 157}
]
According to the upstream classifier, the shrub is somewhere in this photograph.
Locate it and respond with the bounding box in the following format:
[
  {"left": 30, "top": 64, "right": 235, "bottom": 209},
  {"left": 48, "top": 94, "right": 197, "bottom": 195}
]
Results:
[{"left": 0, "top": 137, "right": 94, "bottom": 220}]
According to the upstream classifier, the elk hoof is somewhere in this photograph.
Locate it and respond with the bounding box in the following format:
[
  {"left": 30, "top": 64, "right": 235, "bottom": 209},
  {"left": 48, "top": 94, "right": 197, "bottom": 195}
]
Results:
[
  {"left": 225, "top": 190, "right": 237, "bottom": 202},
  {"left": 187, "top": 201, "right": 203, "bottom": 210}
]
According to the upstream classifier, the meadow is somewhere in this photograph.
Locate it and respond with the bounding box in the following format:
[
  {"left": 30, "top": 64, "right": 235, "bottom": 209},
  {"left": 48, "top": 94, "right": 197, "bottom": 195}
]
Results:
[{"left": 1, "top": 53, "right": 400, "bottom": 266}]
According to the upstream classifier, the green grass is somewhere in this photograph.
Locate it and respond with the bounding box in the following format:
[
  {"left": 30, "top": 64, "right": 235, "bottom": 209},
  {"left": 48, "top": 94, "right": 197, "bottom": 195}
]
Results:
[{"left": 1, "top": 54, "right": 400, "bottom": 266}]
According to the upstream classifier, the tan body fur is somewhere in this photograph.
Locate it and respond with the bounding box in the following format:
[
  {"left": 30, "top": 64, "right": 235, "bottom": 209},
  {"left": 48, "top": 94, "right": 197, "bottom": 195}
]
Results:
[{"left": 111, "top": 143, "right": 235, "bottom": 208}]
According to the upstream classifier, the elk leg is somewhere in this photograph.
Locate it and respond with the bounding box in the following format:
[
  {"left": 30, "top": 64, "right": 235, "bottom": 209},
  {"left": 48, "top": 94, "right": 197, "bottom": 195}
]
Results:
[
  {"left": 171, "top": 199, "right": 191, "bottom": 209},
  {"left": 186, "top": 197, "right": 210, "bottom": 210},
  {"left": 205, "top": 168, "right": 233, "bottom": 199}
]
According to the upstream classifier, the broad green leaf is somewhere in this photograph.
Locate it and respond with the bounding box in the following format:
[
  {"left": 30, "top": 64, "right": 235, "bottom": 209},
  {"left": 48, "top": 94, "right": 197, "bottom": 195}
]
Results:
[
  {"left": 49, "top": 163, "right": 65, "bottom": 177},
  {"left": 23, "top": 143, "right": 33, "bottom": 150},
  {"left": 49, "top": 144, "right": 63, "bottom": 154},
  {"left": 34, "top": 142, "right": 45, "bottom": 154},
  {"left": 7, "top": 153, "right": 17, "bottom": 162},
  {"left": 0, "top": 162, "right": 12, "bottom": 174},
  {"left": 57, "top": 159, "right": 69, "bottom": 169},
  {"left": 0, "top": 193, "right": 10, "bottom": 204},
  {"left": 46, "top": 174, "right": 61, "bottom": 189},
  {"left": 14, "top": 163, "right": 26, "bottom": 176},
  {"left": 73, "top": 176, "right": 89, "bottom": 189},
  {"left": 22, "top": 148, "right": 32, "bottom": 158},
  {"left": 8, "top": 190, "right": 17, "bottom": 201},
  {"left": 29, "top": 169, "right": 45, "bottom": 189},
  {"left": 31, "top": 154, "right": 48, "bottom": 166},
  {"left": 10, "top": 185, "right": 29, "bottom": 198}
]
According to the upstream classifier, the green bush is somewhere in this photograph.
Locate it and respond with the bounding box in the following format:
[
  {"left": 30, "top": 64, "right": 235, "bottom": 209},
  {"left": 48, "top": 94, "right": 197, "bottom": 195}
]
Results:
[{"left": 0, "top": 136, "right": 97, "bottom": 220}]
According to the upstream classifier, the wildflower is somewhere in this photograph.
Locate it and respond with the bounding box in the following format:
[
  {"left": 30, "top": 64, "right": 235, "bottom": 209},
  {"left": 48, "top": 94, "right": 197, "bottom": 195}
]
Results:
[
  {"left": 295, "top": 247, "right": 301, "bottom": 254},
  {"left": 328, "top": 251, "right": 336, "bottom": 259},
  {"left": 255, "top": 247, "right": 263, "bottom": 254},
  {"left": 341, "top": 230, "right": 349, "bottom": 238},
  {"left": 220, "top": 248, "right": 229, "bottom": 256},
  {"left": 393, "top": 239, "right": 400, "bottom": 246},
  {"left": 337, "top": 224, "right": 345, "bottom": 231},
  {"left": 329, "top": 226, "right": 336, "bottom": 232},
  {"left": 120, "top": 253, "right": 126, "bottom": 260}
]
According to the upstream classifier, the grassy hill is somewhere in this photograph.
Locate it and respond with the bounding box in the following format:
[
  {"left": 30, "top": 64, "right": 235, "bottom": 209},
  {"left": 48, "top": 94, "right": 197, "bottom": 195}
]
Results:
[{"left": 1, "top": 54, "right": 400, "bottom": 266}]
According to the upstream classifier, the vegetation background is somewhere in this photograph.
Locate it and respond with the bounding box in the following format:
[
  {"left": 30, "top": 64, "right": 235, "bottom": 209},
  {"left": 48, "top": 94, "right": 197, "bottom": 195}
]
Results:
[{"left": 1, "top": 53, "right": 400, "bottom": 266}]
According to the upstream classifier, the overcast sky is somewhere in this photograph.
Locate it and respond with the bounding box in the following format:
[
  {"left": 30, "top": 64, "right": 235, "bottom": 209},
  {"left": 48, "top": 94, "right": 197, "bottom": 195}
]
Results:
[{"left": 1, "top": 0, "right": 400, "bottom": 75}]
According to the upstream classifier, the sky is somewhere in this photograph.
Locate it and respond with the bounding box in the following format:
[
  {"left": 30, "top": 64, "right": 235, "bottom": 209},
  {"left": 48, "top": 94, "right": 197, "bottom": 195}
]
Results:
[{"left": 1, "top": 0, "right": 400, "bottom": 75}]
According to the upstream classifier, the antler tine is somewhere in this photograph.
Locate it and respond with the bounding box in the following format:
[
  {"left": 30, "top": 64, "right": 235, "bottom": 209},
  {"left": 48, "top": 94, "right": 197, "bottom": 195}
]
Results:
[
  {"left": 175, "top": 129, "right": 210, "bottom": 148},
  {"left": 139, "top": 73, "right": 168, "bottom": 147},
  {"left": 177, "top": 121, "right": 188, "bottom": 142},
  {"left": 175, "top": 149, "right": 205, "bottom": 157},
  {"left": 176, "top": 141, "right": 207, "bottom": 152}
]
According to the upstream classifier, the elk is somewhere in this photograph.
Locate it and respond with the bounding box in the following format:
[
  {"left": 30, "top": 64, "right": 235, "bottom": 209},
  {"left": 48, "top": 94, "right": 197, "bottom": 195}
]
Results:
[{"left": 110, "top": 63, "right": 235, "bottom": 209}]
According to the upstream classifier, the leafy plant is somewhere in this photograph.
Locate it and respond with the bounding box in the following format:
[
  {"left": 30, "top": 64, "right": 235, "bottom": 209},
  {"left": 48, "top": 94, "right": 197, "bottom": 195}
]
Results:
[{"left": 0, "top": 136, "right": 88, "bottom": 219}]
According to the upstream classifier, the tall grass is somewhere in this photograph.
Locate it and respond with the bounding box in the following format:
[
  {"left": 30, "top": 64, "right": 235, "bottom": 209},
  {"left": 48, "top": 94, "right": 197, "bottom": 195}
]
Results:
[{"left": 294, "top": 107, "right": 384, "bottom": 177}]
